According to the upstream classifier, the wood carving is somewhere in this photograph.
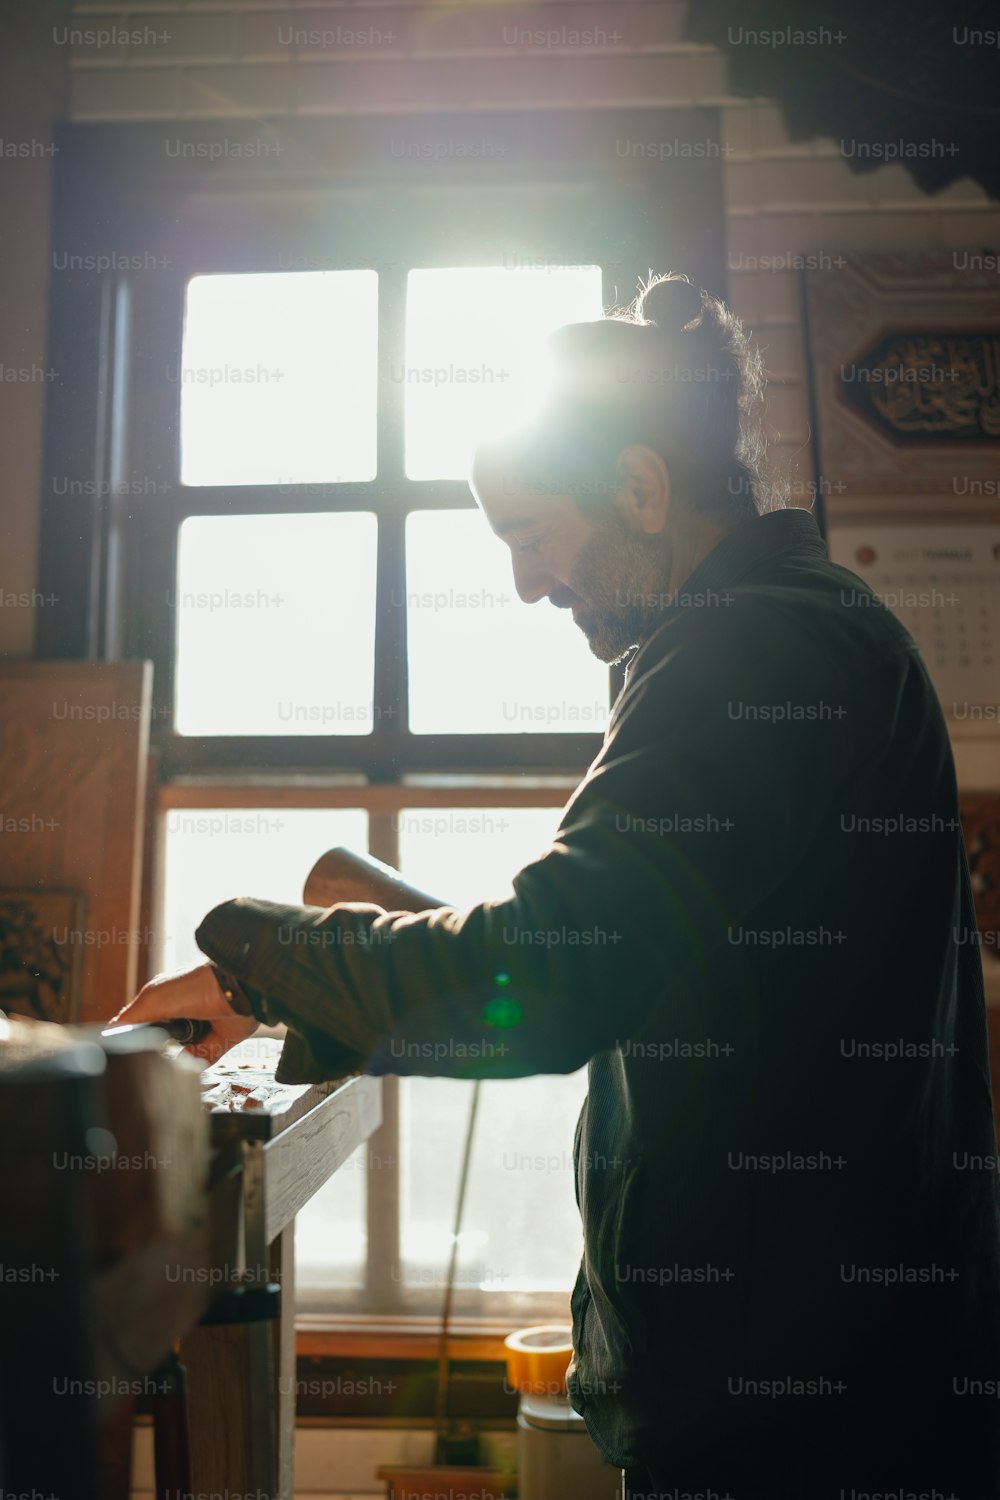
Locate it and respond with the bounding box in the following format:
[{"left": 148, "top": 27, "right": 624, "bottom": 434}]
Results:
[{"left": 0, "top": 889, "right": 85, "bottom": 1022}]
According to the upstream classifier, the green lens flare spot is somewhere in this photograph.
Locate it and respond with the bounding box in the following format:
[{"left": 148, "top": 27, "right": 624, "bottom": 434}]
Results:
[
  {"left": 483, "top": 994, "right": 522, "bottom": 1029},
  {"left": 494, "top": 971, "right": 510, "bottom": 986}
]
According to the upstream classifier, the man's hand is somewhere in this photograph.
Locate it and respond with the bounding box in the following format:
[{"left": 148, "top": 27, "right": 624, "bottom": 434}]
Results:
[{"left": 109, "top": 962, "right": 259, "bottom": 1065}]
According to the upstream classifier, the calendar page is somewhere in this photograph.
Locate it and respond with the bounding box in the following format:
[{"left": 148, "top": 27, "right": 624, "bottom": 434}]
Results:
[{"left": 827, "top": 523, "right": 1000, "bottom": 720}]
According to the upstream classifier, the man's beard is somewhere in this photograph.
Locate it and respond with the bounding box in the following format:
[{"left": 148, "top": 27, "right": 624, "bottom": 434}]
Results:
[{"left": 567, "top": 509, "right": 674, "bottom": 664}]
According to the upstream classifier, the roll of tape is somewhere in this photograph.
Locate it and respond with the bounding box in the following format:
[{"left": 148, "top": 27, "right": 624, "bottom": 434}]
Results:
[{"left": 503, "top": 1324, "right": 574, "bottom": 1397}]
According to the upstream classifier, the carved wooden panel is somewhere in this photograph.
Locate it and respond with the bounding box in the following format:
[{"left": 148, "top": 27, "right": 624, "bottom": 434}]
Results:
[
  {"left": 804, "top": 253, "right": 1000, "bottom": 507},
  {"left": 0, "top": 661, "right": 152, "bottom": 1021}
]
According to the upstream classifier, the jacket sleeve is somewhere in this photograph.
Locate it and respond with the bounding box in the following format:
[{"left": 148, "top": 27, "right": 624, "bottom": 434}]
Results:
[{"left": 194, "top": 600, "right": 894, "bottom": 1084}]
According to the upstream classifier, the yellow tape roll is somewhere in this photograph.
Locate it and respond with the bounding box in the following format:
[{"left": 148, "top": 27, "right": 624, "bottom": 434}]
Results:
[{"left": 503, "top": 1324, "right": 574, "bottom": 1397}]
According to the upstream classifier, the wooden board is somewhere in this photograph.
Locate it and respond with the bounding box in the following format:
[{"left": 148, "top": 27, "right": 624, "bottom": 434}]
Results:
[
  {"left": 199, "top": 1037, "right": 347, "bottom": 1137},
  {"left": 199, "top": 1038, "right": 383, "bottom": 1238},
  {"left": 0, "top": 661, "right": 151, "bottom": 1021}
]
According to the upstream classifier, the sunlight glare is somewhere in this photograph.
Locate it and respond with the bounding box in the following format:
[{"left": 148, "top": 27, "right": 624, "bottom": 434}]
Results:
[{"left": 404, "top": 264, "right": 605, "bottom": 480}]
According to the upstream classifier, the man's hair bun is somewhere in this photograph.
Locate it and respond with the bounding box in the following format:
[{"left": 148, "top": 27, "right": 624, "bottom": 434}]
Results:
[{"left": 633, "top": 273, "right": 705, "bottom": 335}]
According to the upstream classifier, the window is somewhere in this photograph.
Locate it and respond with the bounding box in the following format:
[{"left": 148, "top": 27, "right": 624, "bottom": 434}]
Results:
[
  {"left": 174, "top": 513, "right": 379, "bottom": 737},
  {"left": 405, "top": 510, "right": 608, "bottom": 736},
  {"left": 179, "top": 270, "right": 378, "bottom": 487},
  {"left": 156, "top": 259, "right": 610, "bottom": 1318},
  {"left": 43, "top": 109, "right": 724, "bottom": 1321},
  {"left": 155, "top": 259, "right": 609, "bottom": 1319},
  {"left": 161, "top": 806, "right": 370, "bottom": 973},
  {"left": 128, "top": 259, "right": 614, "bottom": 778}
]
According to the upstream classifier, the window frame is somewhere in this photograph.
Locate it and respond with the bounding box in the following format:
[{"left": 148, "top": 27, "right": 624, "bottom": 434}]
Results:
[{"left": 38, "top": 109, "right": 727, "bottom": 1321}]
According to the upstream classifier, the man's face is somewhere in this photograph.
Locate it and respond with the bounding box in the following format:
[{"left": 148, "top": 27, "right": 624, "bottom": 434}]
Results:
[{"left": 471, "top": 452, "right": 673, "bottom": 665}]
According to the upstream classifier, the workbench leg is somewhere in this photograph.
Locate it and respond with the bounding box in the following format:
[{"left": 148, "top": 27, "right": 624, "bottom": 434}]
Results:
[
  {"left": 179, "top": 1303, "right": 278, "bottom": 1496},
  {"left": 272, "top": 1220, "right": 296, "bottom": 1500},
  {"left": 97, "top": 1393, "right": 136, "bottom": 1500},
  {"left": 243, "top": 1135, "right": 295, "bottom": 1499},
  {"left": 180, "top": 1143, "right": 297, "bottom": 1499}
]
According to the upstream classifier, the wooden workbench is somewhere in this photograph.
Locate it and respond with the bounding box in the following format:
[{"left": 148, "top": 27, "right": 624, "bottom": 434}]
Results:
[{"left": 0, "top": 1019, "right": 380, "bottom": 1500}]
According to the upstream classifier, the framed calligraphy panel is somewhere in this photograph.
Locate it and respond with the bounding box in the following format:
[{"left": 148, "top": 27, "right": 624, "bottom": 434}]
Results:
[{"left": 802, "top": 253, "right": 1000, "bottom": 514}]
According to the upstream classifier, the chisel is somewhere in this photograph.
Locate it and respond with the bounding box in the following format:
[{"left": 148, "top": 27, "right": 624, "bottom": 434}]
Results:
[{"left": 100, "top": 1018, "right": 213, "bottom": 1045}]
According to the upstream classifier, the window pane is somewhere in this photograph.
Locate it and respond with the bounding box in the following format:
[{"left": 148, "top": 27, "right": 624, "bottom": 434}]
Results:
[
  {"left": 179, "top": 271, "right": 378, "bottom": 486},
  {"left": 398, "top": 808, "right": 587, "bottom": 1302},
  {"left": 161, "top": 805, "right": 369, "bottom": 1289},
  {"left": 160, "top": 806, "right": 368, "bottom": 972},
  {"left": 404, "top": 264, "right": 605, "bottom": 480},
  {"left": 174, "top": 513, "right": 378, "bottom": 737},
  {"left": 406, "top": 510, "right": 610, "bottom": 734}
]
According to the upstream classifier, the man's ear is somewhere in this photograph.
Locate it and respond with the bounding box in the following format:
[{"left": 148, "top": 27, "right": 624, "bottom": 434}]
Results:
[{"left": 613, "top": 445, "right": 671, "bottom": 535}]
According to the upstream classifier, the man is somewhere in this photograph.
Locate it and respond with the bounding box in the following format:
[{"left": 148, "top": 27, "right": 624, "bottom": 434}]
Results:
[{"left": 115, "top": 274, "right": 1000, "bottom": 1496}]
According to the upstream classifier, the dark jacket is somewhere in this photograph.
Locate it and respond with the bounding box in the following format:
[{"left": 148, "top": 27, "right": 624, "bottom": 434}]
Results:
[{"left": 196, "top": 507, "right": 1000, "bottom": 1496}]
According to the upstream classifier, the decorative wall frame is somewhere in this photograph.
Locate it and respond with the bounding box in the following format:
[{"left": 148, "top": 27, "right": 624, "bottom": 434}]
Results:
[
  {"left": 803, "top": 252, "right": 1000, "bottom": 512},
  {"left": 0, "top": 890, "right": 86, "bottom": 1024}
]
